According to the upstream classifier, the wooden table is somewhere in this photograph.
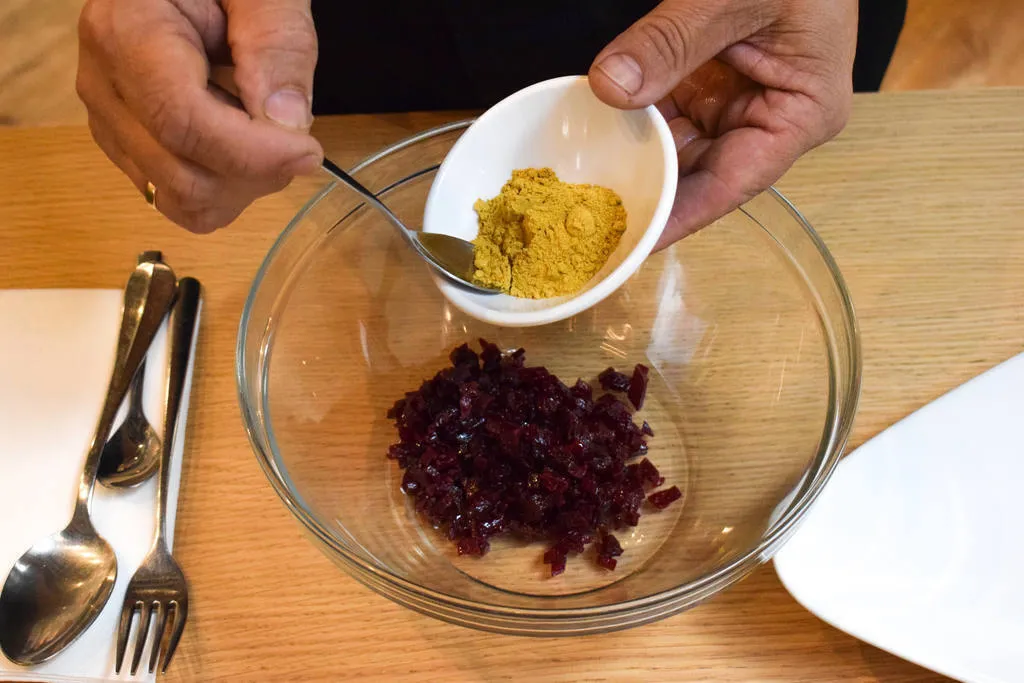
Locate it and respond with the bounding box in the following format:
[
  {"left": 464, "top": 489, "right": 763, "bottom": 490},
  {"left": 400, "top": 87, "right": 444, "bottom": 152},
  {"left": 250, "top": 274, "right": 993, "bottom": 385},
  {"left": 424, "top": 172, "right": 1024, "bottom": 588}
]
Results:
[{"left": 2, "top": 89, "right": 1022, "bottom": 681}]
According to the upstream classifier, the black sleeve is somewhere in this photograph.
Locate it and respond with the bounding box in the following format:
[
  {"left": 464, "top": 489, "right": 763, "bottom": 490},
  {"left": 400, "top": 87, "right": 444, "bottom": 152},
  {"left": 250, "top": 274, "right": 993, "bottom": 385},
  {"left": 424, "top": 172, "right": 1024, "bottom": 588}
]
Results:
[
  {"left": 853, "top": 0, "right": 908, "bottom": 92},
  {"left": 310, "top": 0, "right": 907, "bottom": 114}
]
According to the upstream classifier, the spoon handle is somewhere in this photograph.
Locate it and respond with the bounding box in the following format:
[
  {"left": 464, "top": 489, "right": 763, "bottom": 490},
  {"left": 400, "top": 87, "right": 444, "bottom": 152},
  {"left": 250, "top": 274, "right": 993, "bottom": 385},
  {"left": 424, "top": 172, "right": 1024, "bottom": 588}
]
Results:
[
  {"left": 127, "top": 357, "right": 148, "bottom": 414},
  {"left": 321, "top": 159, "right": 390, "bottom": 218},
  {"left": 204, "top": 79, "right": 425, "bottom": 257},
  {"left": 154, "top": 277, "right": 202, "bottom": 549},
  {"left": 127, "top": 251, "right": 164, "bottom": 416},
  {"left": 73, "top": 260, "right": 177, "bottom": 525},
  {"left": 320, "top": 158, "right": 420, "bottom": 247}
]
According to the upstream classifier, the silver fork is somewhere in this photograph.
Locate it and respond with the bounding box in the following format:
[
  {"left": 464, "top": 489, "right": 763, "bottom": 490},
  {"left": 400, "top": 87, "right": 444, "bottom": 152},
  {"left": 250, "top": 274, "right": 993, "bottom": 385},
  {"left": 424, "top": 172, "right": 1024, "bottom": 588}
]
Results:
[{"left": 115, "top": 277, "right": 201, "bottom": 675}]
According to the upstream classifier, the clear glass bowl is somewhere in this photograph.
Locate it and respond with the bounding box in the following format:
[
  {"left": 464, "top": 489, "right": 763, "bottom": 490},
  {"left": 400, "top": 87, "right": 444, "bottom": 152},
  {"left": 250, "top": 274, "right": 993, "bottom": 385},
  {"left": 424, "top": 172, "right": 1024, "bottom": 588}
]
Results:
[{"left": 236, "top": 120, "right": 860, "bottom": 635}]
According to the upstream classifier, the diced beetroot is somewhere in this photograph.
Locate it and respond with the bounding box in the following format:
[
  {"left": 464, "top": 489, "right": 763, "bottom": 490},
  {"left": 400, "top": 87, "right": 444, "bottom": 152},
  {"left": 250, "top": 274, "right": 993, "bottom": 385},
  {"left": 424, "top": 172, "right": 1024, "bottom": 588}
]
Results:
[
  {"left": 642, "top": 458, "right": 664, "bottom": 486},
  {"left": 449, "top": 343, "right": 479, "bottom": 368},
  {"left": 595, "top": 531, "right": 624, "bottom": 570},
  {"left": 386, "top": 398, "right": 406, "bottom": 420},
  {"left": 456, "top": 536, "right": 490, "bottom": 556},
  {"left": 598, "top": 367, "right": 631, "bottom": 392},
  {"left": 566, "top": 461, "right": 587, "bottom": 479},
  {"left": 544, "top": 545, "right": 568, "bottom": 577},
  {"left": 384, "top": 340, "right": 679, "bottom": 575},
  {"left": 629, "top": 458, "right": 664, "bottom": 487},
  {"left": 570, "top": 379, "right": 593, "bottom": 401},
  {"left": 648, "top": 486, "right": 682, "bottom": 510},
  {"left": 628, "top": 364, "right": 649, "bottom": 410}
]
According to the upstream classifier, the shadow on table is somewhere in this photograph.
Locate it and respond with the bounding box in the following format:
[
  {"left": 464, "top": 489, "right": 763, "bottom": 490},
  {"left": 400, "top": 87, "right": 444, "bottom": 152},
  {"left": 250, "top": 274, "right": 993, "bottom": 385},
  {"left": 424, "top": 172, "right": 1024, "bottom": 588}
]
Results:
[{"left": 406, "top": 564, "right": 951, "bottom": 682}]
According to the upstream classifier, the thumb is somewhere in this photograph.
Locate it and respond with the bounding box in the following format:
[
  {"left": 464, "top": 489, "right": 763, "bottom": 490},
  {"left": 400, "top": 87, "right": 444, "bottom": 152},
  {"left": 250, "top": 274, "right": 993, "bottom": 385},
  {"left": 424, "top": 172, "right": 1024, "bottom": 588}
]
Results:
[
  {"left": 589, "top": 0, "right": 769, "bottom": 109},
  {"left": 223, "top": 0, "right": 318, "bottom": 130}
]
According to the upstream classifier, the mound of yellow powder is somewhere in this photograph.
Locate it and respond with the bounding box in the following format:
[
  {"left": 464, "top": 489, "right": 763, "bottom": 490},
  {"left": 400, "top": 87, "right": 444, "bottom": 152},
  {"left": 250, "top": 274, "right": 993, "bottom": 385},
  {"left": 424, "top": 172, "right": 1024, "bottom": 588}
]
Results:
[{"left": 472, "top": 168, "right": 627, "bottom": 299}]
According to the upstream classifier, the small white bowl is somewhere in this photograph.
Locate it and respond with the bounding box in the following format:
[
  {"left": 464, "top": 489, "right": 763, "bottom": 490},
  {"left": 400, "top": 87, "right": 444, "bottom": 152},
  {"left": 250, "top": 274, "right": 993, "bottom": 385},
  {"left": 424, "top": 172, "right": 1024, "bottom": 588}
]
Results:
[{"left": 422, "top": 75, "right": 678, "bottom": 327}]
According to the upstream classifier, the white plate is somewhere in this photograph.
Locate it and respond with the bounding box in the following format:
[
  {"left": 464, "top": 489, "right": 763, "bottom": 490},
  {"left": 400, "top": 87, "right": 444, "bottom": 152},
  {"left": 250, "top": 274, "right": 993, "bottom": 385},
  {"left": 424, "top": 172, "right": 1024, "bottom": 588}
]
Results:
[{"left": 775, "top": 352, "right": 1024, "bottom": 683}]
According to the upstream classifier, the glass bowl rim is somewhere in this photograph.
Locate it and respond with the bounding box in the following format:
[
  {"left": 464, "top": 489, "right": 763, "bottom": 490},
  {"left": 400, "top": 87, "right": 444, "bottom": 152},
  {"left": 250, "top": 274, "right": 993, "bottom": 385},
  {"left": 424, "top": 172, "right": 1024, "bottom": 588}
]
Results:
[{"left": 235, "top": 118, "right": 862, "bottom": 623}]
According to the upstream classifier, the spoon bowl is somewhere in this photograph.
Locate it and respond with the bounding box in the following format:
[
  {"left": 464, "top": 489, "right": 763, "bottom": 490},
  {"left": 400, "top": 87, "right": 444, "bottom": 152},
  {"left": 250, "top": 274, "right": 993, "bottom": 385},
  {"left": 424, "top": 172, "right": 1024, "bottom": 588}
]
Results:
[
  {"left": 0, "top": 524, "right": 116, "bottom": 665},
  {"left": 97, "top": 357, "right": 161, "bottom": 487},
  {"left": 412, "top": 231, "right": 479, "bottom": 287}
]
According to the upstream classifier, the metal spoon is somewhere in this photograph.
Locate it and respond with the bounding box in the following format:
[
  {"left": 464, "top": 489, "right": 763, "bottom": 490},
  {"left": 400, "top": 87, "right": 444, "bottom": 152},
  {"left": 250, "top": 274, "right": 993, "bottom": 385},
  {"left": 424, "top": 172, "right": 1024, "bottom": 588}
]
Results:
[
  {"left": 321, "top": 158, "right": 500, "bottom": 294},
  {"left": 98, "top": 251, "right": 170, "bottom": 488},
  {"left": 0, "top": 258, "right": 177, "bottom": 666},
  {"left": 204, "top": 79, "right": 498, "bottom": 294},
  {"left": 96, "top": 356, "right": 160, "bottom": 486}
]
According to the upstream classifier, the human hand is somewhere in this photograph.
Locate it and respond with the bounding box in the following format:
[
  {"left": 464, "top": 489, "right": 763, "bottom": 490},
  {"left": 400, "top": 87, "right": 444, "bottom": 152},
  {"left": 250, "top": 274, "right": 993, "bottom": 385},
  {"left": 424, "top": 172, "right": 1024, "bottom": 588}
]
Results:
[
  {"left": 77, "top": 0, "right": 323, "bottom": 232},
  {"left": 589, "top": 0, "right": 856, "bottom": 248}
]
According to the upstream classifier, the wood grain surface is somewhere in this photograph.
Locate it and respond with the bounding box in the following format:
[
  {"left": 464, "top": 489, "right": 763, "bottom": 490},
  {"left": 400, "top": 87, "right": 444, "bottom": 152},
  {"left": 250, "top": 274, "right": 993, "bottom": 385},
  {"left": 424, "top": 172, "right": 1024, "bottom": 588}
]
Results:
[
  {"left": 0, "top": 0, "right": 86, "bottom": 125},
  {"left": 1, "top": 89, "right": 1022, "bottom": 681},
  {"left": 882, "top": 0, "right": 1024, "bottom": 91}
]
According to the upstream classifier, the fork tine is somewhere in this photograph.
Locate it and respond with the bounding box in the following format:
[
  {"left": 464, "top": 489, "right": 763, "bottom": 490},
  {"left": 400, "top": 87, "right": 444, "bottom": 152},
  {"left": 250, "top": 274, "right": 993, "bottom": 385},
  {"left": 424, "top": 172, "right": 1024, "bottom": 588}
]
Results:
[
  {"left": 129, "top": 601, "right": 154, "bottom": 675},
  {"left": 114, "top": 599, "right": 138, "bottom": 674},
  {"left": 160, "top": 599, "right": 188, "bottom": 674},
  {"left": 146, "top": 601, "right": 168, "bottom": 674}
]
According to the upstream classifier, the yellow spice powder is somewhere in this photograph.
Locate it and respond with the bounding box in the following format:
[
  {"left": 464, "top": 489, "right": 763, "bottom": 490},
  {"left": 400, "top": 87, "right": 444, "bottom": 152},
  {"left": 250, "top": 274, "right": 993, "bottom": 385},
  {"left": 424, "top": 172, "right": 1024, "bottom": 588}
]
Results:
[{"left": 472, "top": 168, "right": 627, "bottom": 299}]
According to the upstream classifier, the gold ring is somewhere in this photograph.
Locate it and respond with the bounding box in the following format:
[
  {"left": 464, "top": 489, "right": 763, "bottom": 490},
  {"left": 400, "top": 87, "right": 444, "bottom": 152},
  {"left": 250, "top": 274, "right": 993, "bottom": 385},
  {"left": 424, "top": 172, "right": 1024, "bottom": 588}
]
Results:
[{"left": 143, "top": 181, "right": 157, "bottom": 208}]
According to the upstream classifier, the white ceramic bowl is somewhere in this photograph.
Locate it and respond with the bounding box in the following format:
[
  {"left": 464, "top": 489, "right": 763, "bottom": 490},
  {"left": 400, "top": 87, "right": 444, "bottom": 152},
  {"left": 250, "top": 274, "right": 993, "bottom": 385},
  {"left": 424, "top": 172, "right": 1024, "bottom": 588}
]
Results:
[{"left": 422, "top": 75, "right": 678, "bottom": 327}]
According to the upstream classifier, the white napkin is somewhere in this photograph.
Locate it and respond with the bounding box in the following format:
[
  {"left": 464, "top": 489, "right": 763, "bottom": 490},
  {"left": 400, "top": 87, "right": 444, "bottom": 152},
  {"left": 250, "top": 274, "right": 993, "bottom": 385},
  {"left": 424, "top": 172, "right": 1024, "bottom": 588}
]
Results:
[{"left": 0, "top": 289, "right": 192, "bottom": 682}]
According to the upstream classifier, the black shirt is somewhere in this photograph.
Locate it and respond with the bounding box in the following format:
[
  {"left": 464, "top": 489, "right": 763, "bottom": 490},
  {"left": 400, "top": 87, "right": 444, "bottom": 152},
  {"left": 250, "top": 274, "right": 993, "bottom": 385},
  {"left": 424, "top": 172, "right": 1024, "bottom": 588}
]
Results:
[{"left": 311, "top": 0, "right": 906, "bottom": 115}]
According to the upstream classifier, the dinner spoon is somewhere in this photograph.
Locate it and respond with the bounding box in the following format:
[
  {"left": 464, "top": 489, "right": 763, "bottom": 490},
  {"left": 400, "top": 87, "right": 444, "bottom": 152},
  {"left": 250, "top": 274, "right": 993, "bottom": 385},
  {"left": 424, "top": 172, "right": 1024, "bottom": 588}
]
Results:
[
  {"left": 97, "top": 251, "right": 170, "bottom": 488},
  {"left": 0, "top": 258, "right": 177, "bottom": 665}
]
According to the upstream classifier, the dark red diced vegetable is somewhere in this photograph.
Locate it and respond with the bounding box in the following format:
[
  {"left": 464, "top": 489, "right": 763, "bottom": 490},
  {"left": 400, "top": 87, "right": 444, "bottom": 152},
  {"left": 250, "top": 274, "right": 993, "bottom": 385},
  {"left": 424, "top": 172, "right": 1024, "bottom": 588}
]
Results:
[
  {"left": 595, "top": 531, "right": 623, "bottom": 570},
  {"left": 628, "top": 364, "right": 649, "bottom": 410},
  {"left": 598, "top": 367, "right": 631, "bottom": 392},
  {"left": 647, "top": 486, "right": 682, "bottom": 510},
  {"left": 384, "top": 340, "right": 677, "bottom": 575}
]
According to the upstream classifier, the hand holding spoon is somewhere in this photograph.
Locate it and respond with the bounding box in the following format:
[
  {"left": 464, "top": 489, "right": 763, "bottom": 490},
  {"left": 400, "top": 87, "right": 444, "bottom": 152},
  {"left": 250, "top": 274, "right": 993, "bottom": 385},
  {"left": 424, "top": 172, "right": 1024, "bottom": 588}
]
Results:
[
  {"left": 205, "top": 79, "right": 499, "bottom": 295},
  {"left": 0, "top": 258, "right": 177, "bottom": 665}
]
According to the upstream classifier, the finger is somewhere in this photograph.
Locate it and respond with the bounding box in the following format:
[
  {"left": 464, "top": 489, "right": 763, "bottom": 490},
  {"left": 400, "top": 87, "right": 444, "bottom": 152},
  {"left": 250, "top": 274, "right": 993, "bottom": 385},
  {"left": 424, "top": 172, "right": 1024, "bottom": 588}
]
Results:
[
  {"left": 655, "top": 126, "right": 802, "bottom": 249},
  {"left": 165, "top": 0, "right": 230, "bottom": 62},
  {"left": 79, "top": 48, "right": 154, "bottom": 196},
  {"left": 93, "top": 109, "right": 244, "bottom": 232},
  {"left": 98, "top": 1, "right": 322, "bottom": 179},
  {"left": 716, "top": 0, "right": 858, "bottom": 95},
  {"left": 81, "top": 54, "right": 284, "bottom": 232},
  {"left": 222, "top": 0, "right": 318, "bottom": 130},
  {"left": 667, "top": 60, "right": 761, "bottom": 137},
  {"left": 88, "top": 112, "right": 146, "bottom": 192},
  {"left": 589, "top": 0, "right": 774, "bottom": 108},
  {"left": 719, "top": 42, "right": 853, "bottom": 141},
  {"left": 666, "top": 116, "right": 710, "bottom": 174},
  {"left": 92, "top": 108, "right": 248, "bottom": 233}
]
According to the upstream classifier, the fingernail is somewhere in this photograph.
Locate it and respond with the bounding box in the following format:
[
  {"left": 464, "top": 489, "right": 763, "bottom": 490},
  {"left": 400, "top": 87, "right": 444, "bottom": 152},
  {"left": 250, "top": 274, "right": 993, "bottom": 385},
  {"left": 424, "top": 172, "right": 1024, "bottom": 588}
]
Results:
[
  {"left": 264, "top": 89, "right": 312, "bottom": 129},
  {"left": 596, "top": 54, "right": 643, "bottom": 95},
  {"left": 285, "top": 152, "right": 323, "bottom": 176}
]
